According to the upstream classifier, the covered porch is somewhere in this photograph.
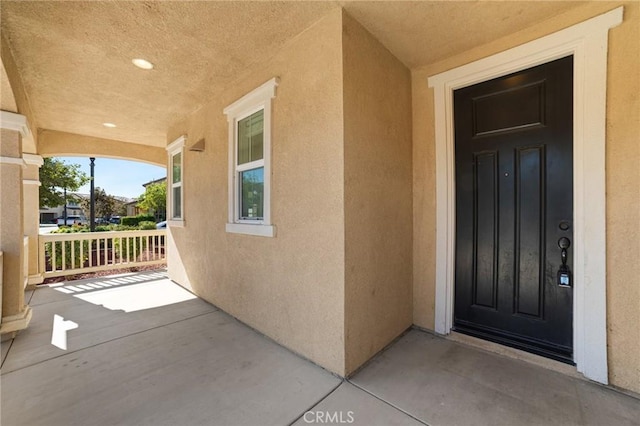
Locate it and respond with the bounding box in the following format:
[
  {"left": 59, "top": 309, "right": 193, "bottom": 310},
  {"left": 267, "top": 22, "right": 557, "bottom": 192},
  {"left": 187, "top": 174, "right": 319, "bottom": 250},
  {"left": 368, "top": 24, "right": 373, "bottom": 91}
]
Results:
[
  {"left": 2, "top": 0, "right": 639, "bottom": 410},
  {"left": 2, "top": 270, "right": 637, "bottom": 425}
]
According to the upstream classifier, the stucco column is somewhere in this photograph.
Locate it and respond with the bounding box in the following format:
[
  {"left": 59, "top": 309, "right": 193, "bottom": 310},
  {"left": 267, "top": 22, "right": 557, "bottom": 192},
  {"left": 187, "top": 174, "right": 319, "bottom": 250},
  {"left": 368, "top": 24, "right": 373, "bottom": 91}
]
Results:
[
  {"left": 23, "top": 154, "right": 44, "bottom": 287},
  {"left": 0, "top": 111, "right": 32, "bottom": 336}
]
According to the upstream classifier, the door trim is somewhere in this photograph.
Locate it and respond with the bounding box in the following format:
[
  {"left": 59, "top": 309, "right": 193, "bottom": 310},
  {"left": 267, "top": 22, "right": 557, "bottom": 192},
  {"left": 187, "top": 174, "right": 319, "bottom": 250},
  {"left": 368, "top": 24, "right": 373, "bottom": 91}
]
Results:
[{"left": 427, "top": 7, "right": 623, "bottom": 384}]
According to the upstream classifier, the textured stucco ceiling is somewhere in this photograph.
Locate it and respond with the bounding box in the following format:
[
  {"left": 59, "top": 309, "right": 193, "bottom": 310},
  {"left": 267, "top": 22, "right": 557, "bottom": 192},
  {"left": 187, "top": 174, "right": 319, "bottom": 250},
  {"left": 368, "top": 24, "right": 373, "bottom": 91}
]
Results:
[
  {"left": 0, "top": 1, "right": 585, "bottom": 149},
  {"left": 341, "top": 1, "right": 587, "bottom": 68}
]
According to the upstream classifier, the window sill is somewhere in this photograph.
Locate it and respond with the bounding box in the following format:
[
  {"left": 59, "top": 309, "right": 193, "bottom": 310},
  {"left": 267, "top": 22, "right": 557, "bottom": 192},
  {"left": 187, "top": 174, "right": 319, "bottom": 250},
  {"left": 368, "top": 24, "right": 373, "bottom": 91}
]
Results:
[
  {"left": 168, "top": 219, "right": 185, "bottom": 228},
  {"left": 226, "top": 223, "right": 275, "bottom": 237}
]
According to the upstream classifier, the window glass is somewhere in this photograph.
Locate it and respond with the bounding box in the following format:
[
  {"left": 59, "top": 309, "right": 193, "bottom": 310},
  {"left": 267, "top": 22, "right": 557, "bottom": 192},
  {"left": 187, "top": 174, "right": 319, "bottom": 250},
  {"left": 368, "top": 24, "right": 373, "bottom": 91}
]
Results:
[
  {"left": 240, "top": 167, "right": 264, "bottom": 220},
  {"left": 172, "top": 153, "right": 181, "bottom": 183},
  {"left": 224, "top": 77, "right": 277, "bottom": 234},
  {"left": 173, "top": 187, "right": 182, "bottom": 219},
  {"left": 237, "top": 110, "right": 264, "bottom": 165}
]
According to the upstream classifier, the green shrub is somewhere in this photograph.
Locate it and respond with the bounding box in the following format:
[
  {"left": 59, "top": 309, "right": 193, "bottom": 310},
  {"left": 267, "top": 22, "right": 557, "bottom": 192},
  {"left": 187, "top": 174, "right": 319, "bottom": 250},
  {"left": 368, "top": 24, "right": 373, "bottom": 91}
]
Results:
[
  {"left": 53, "top": 226, "right": 89, "bottom": 233},
  {"left": 113, "top": 235, "right": 151, "bottom": 262},
  {"left": 45, "top": 239, "right": 90, "bottom": 270},
  {"left": 52, "top": 220, "right": 157, "bottom": 234},
  {"left": 112, "top": 224, "right": 138, "bottom": 231},
  {"left": 120, "top": 216, "right": 136, "bottom": 226},
  {"left": 121, "top": 214, "right": 155, "bottom": 227}
]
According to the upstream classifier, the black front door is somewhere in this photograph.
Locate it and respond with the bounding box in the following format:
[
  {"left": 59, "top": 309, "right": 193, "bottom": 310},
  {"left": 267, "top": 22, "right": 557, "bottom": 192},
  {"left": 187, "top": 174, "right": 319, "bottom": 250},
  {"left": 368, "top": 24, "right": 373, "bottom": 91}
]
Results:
[{"left": 454, "top": 56, "right": 574, "bottom": 363}]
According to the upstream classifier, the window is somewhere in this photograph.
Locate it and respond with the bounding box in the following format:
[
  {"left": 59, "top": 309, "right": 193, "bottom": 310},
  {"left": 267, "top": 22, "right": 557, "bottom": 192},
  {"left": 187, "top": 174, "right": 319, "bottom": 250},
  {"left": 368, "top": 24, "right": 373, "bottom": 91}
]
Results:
[
  {"left": 166, "top": 135, "right": 185, "bottom": 226},
  {"left": 224, "top": 78, "right": 278, "bottom": 237}
]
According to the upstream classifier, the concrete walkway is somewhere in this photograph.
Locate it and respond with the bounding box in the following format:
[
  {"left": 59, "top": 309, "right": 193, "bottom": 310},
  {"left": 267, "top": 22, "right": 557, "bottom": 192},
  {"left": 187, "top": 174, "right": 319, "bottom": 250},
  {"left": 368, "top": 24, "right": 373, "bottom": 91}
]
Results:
[{"left": 1, "top": 270, "right": 638, "bottom": 426}]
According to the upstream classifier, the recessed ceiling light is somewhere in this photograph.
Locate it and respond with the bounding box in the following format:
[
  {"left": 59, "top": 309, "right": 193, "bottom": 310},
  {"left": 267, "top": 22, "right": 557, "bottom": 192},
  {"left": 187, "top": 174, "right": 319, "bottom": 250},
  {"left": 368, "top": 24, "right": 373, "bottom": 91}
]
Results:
[
  {"left": 103, "top": 122, "right": 117, "bottom": 128},
  {"left": 132, "top": 58, "right": 154, "bottom": 70}
]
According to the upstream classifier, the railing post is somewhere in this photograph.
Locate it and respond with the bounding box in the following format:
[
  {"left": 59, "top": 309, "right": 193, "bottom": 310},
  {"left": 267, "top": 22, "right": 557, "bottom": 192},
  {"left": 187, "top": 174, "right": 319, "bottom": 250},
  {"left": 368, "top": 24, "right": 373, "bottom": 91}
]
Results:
[
  {"left": 39, "top": 237, "right": 45, "bottom": 277},
  {"left": 52, "top": 241, "right": 57, "bottom": 274}
]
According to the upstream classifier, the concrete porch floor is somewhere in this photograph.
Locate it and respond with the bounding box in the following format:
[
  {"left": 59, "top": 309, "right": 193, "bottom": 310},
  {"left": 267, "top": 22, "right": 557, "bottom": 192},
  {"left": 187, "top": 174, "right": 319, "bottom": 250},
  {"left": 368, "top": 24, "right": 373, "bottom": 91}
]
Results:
[{"left": 1, "top": 270, "right": 638, "bottom": 426}]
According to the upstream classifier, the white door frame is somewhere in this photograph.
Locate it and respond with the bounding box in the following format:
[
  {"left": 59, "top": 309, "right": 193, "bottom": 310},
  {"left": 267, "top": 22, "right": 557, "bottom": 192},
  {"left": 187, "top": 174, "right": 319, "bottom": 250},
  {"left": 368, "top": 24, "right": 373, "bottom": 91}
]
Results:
[{"left": 427, "top": 7, "right": 623, "bottom": 384}]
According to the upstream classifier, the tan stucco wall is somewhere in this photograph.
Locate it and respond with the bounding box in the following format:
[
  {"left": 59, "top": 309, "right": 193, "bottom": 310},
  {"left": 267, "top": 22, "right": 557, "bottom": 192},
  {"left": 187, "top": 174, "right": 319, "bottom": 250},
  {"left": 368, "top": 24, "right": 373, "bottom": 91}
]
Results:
[
  {"left": 166, "top": 9, "right": 347, "bottom": 374},
  {"left": 0, "top": 128, "right": 25, "bottom": 318},
  {"left": 603, "top": 2, "right": 640, "bottom": 394},
  {"left": 411, "top": 2, "right": 640, "bottom": 393},
  {"left": 38, "top": 130, "right": 166, "bottom": 167},
  {"left": 342, "top": 12, "right": 413, "bottom": 375}
]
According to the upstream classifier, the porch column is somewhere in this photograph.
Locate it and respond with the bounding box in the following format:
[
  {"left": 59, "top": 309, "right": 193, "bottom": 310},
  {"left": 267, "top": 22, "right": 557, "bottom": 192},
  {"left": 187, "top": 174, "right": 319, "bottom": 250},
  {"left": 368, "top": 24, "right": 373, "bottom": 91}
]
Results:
[
  {"left": 23, "top": 153, "right": 44, "bottom": 287},
  {"left": 0, "top": 111, "right": 32, "bottom": 336}
]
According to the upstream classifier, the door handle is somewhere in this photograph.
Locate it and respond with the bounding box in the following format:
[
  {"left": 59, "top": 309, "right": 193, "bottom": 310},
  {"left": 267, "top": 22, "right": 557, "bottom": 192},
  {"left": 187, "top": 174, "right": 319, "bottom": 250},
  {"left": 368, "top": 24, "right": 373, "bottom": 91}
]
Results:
[{"left": 557, "top": 237, "right": 572, "bottom": 287}]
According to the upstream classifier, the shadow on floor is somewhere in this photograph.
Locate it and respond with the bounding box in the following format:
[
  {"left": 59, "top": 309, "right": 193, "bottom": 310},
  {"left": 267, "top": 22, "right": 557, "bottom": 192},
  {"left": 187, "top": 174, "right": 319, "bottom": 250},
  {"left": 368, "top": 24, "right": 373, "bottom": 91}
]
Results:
[{"left": 2, "top": 270, "right": 638, "bottom": 426}]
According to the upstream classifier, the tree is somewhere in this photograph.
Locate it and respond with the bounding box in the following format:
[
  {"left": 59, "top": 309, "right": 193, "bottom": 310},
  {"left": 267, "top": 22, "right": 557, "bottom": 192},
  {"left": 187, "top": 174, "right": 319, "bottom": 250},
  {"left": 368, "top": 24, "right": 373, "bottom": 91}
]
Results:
[
  {"left": 80, "top": 187, "right": 117, "bottom": 219},
  {"left": 113, "top": 198, "right": 128, "bottom": 217},
  {"left": 137, "top": 182, "right": 166, "bottom": 221},
  {"left": 39, "top": 158, "right": 90, "bottom": 208}
]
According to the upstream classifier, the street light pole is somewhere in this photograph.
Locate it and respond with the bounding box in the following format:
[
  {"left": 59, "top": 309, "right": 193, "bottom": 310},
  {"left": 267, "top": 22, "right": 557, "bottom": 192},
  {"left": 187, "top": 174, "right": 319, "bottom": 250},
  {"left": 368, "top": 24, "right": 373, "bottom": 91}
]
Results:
[
  {"left": 90, "top": 157, "right": 95, "bottom": 232},
  {"left": 63, "top": 187, "right": 67, "bottom": 225}
]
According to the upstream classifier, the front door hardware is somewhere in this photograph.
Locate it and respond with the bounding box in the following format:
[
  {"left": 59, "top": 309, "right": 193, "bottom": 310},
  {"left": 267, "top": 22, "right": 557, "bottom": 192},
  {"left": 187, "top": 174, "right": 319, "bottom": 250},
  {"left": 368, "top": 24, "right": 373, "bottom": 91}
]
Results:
[{"left": 557, "top": 237, "right": 572, "bottom": 288}]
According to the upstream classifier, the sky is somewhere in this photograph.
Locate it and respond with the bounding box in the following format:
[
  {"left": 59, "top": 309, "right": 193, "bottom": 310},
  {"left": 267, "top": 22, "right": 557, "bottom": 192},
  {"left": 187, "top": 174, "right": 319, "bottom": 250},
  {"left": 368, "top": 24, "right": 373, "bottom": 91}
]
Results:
[{"left": 58, "top": 157, "right": 166, "bottom": 200}]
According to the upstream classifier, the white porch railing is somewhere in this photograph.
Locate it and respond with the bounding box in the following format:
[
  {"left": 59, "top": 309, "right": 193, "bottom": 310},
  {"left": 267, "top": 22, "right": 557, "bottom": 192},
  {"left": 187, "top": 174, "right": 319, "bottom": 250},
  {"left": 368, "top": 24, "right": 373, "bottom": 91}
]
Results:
[{"left": 39, "top": 229, "right": 166, "bottom": 278}]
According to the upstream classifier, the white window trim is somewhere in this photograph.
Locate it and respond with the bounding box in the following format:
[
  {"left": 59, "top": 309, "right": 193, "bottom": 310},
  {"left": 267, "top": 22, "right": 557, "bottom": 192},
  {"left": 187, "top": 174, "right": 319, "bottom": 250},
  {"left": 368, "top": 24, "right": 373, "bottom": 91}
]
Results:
[
  {"left": 224, "top": 77, "right": 279, "bottom": 237},
  {"left": 166, "top": 135, "right": 185, "bottom": 227},
  {"left": 427, "top": 7, "right": 623, "bottom": 385}
]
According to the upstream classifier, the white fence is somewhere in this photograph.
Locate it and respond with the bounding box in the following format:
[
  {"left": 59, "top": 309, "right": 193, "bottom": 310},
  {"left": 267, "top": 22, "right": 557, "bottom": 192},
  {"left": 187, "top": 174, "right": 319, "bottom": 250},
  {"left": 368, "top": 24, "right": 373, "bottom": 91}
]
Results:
[{"left": 39, "top": 229, "right": 166, "bottom": 278}]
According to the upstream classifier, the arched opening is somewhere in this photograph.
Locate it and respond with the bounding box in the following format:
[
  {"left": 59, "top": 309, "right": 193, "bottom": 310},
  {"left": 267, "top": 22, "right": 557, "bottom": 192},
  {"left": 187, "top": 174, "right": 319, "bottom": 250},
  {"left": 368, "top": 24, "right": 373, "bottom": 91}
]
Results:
[{"left": 39, "top": 156, "right": 166, "bottom": 227}]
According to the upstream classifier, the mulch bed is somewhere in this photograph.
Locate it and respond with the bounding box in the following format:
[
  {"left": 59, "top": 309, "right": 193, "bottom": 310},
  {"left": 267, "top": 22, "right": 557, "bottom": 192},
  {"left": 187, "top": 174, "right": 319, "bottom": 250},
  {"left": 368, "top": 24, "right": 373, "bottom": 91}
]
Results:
[{"left": 41, "top": 264, "right": 167, "bottom": 285}]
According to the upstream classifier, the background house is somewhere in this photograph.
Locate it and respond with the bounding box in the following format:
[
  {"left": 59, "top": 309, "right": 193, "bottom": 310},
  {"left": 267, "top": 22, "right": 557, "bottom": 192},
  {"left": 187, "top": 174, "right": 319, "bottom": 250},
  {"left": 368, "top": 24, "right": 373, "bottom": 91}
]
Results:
[
  {"left": 123, "top": 178, "right": 167, "bottom": 219},
  {"left": 141, "top": 177, "right": 166, "bottom": 221},
  {"left": 39, "top": 193, "right": 87, "bottom": 224},
  {"left": 124, "top": 199, "right": 142, "bottom": 218},
  {"left": 143, "top": 177, "right": 166, "bottom": 188}
]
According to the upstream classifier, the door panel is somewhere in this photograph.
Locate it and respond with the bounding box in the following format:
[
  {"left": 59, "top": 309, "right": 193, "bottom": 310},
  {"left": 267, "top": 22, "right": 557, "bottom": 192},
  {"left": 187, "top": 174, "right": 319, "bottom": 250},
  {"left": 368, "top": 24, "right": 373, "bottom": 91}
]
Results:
[
  {"left": 454, "top": 56, "right": 574, "bottom": 363},
  {"left": 472, "top": 81, "right": 546, "bottom": 136},
  {"left": 515, "top": 145, "right": 545, "bottom": 318},
  {"left": 473, "top": 151, "right": 499, "bottom": 309}
]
